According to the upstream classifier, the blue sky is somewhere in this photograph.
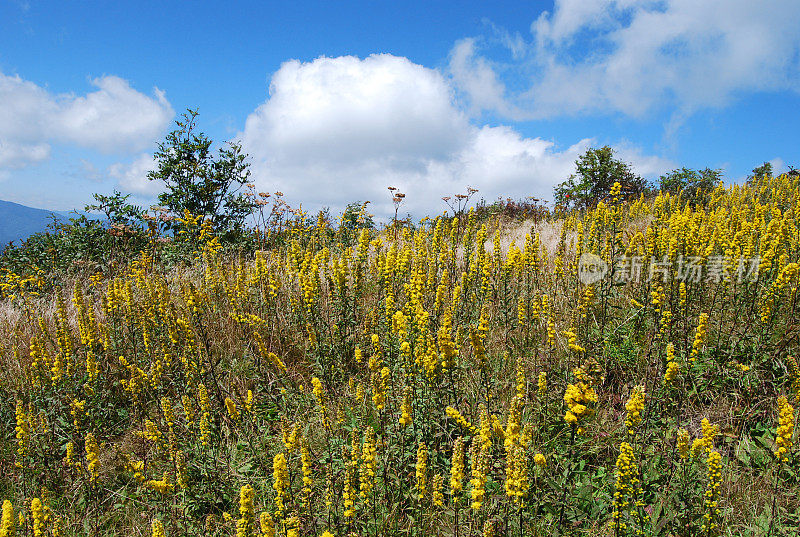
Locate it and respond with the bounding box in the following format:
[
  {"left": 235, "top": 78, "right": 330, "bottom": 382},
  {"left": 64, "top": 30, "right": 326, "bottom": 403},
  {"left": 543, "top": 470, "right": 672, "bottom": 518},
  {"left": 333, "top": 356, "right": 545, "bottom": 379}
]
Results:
[{"left": 1, "top": 0, "right": 799, "bottom": 217}]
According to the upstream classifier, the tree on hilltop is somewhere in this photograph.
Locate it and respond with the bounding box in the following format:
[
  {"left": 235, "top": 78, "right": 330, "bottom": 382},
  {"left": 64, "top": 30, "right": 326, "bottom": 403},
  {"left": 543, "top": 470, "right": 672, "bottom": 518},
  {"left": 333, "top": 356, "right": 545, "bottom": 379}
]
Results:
[
  {"left": 148, "top": 109, "right": 256, "bottom": 236},
  {"left": 554, "top": 146, "right": 648, "bottom": 210},
  {"left": 658, "top": 167, "right": 721, "bottom": 205}
]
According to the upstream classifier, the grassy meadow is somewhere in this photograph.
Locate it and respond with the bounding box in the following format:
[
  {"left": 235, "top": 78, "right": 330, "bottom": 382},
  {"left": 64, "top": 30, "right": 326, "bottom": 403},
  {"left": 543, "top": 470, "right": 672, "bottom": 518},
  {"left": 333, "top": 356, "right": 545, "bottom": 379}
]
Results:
[{"left": 1, "top": 175, "right": 799, "bottom": 536}]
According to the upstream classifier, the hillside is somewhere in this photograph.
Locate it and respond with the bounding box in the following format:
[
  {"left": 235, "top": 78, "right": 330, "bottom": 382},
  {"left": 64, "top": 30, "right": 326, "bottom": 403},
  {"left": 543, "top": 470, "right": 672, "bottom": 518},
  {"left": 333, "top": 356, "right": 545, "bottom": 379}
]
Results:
[
  {"left": 1, "top": 176, "right": 799, "bottom": 535},
  {"left": 0, "top": 199, "right": 69, "bottom": 249}
]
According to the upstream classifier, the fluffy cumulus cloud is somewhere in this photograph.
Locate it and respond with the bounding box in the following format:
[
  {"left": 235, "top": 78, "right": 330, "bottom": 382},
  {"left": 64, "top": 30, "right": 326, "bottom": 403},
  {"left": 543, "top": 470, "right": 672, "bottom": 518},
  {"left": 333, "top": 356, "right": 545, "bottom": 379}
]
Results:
[
  {"left": 54, "top": 77, "right": 172, "bottom": 153},
  {"left": 0, "top": 72, "right": 172, "bottom": 171},
  {"left": 108, "top": 154, "right": 160, "bottom": 196},
  {"left": 240, "top": 54, "right": 670, "bottom": 218},
  {"left": 450, "top": 0, "right": 800, "bottom": 120},
  {"left": 244, "top": 55, "right": 470, "bottom": 167}
]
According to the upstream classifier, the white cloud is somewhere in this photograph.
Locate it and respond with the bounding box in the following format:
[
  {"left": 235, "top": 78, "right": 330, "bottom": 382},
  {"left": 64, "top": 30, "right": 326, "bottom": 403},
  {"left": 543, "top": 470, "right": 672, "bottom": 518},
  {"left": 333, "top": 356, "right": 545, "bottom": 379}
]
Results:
[
  {"left": 613, "top": 141, "right": 676, "bottom": 178},
  {"left": 241, "top": 54, "right": 670, "bottom": 218},
  {"left": 451, "top": 0, "right": 800, "bottom": 120},
  {"left": 55, "top": 76, "right": 172, "bottom": 153},
  {"left": 0, "top": 71, "right": 173, "bottom": 171},
  {"left": 244, "top": 55, "right": 470, "bottom": 166},
  {"left": 0, "top": 140, "right": 50, "bottom": 169},
  {"left": 108, "top": 154, "right": 161, "bottom": 196},
  {"left": 449, "top": 39, "right": 526, "bottom": 119},
  {"left": 0, "top": 74, "right": 49, "bottom": 139},
  {"left": 768, "top": 157, "right": 787, "bottom": 175}
]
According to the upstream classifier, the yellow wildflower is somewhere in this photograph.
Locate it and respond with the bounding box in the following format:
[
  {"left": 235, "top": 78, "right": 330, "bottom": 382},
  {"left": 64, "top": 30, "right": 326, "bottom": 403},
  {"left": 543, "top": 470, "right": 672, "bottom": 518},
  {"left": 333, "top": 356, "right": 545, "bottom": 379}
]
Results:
[
  {"left": 31, "top": 498, "right": 44, "bottom": 537},
  {"left": 450, "top": 436, "right": 466, "bottom": 498},
  {"left": 701, "top": 450, "right": 722, "bottom": 533},
  {"left": 399, "top": 387, "right": 413, "bottom": 427},
  {"left": 1, "top": 500, "right": 14, "bottom": 537},
  {"left": 775, "top": 395, "right": 795, "bottom": 462},
  {"left": 624, "top": 385, "right": 646, "bottom": 434},
  {"left": 225, "top": 397, "right": 240, "bottom": 421},
  {"left": 273, "top": 453, "right": 289, "bottom": 517},
  {"left": 677, "top": 428, "right": 691, "bottom": 459},
  {"left": 416, "top": 442, "right": 428, "bottom": 499},
  {"left": 85, "top": 432, "right": 100, "bottom": 485},
  {"left": 237, "top": 484, "right": 255, "bottom": 537},
  {"left": 151, "top": 519, "right": 166, "bottom": 537},
  {"left": 537, "top": 371, "right": 547, "bottom": 396}
]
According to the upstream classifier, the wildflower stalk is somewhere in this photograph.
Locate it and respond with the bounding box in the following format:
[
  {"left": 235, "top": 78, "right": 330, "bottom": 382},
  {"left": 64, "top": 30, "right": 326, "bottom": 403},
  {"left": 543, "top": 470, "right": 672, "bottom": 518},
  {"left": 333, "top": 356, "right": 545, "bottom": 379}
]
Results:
[{"left": 557, "top": 426, "right": 576, "bottom": 532}]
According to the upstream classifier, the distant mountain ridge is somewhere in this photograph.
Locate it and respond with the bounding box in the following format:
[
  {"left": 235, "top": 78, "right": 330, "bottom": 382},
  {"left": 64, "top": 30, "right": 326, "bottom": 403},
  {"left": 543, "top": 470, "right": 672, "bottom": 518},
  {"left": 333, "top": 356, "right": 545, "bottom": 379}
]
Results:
[{"left": 0, "top": 199, "right": 72, "bottom": 250}]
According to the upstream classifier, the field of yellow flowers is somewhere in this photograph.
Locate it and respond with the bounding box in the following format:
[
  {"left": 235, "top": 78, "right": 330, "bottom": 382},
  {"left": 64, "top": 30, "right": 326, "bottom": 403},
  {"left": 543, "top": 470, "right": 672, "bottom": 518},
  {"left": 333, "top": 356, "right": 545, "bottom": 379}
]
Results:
[{"left": 1, "top": 175, "right": 799, "bottom": 536}]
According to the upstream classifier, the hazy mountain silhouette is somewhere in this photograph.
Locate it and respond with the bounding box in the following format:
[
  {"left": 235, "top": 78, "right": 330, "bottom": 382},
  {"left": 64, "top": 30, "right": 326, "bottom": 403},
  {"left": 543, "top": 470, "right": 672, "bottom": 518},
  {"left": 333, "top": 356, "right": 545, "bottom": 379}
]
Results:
[{"left": 0, "top": 199, "right": 71, "bottom": 250}]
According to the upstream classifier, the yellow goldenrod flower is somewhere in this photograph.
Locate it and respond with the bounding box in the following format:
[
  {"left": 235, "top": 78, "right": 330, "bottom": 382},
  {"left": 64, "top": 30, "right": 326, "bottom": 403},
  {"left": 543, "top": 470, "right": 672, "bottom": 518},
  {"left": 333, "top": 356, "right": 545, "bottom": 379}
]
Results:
[
  {"left": 679, "top": 282, "right": 687, "bottom": 311},
  {"left": 664, "top": 343, "right": 678, "bottom": 384},
  {"left": 237, "top": 484, "right": 255, "bottom": 537},
  {"left": 342, "top": 437, "right": 358, "bottom": 519},
  {"left": 775, "top": 395, "right": 795, "bottom": 462},
  {"left": 259, "top": 512, "right": 275, "bottom": 537},
  {"left": 547, "top": 319, "right": 556, "bottom": 347},
  {"left": 469, "top": 309, "right": 490, "bottom": 370},
  {"left": 664, "top": 361, "right": 679, "bottom": 384},
  {"left": 450, "top": 436, "right": 466, "bottom": 498},
  {"left": 563, "top": 329, "right": 586, "bottom": 353},
  {"left": 359, "top": 427, "right": 377, "bottom": 503},
  {"left": 432, "top": 473, "right": 444, "bottom": 507},
  {"left": 610, "top": 442, "right": 641, "bottom": 532},
  {"left": 181, "top": 394, "right": 195, "bottom": 428},
  {"left": 399, "top": 387, "right": 413, "bottom": 427},
  {"left": 787, "top": 355, "right": 800, "bottom": 400},
  {"left": 371, "top": 367, "right": 390, "bottom": 410},
  {"left": 701, "top": 450, "right": 722, "bottom": 533},
  {"left": 175, "top": 450, "right": 187, "bottom": 489},
  {"left": 285, "top": 514, "right": 300, "bottom": 537},
  {"left": 624, "top": 385, "right": 646, "bottom": 434},
  {"left": 145, "top": 471, "right": 173, "bottom": 495},
  {"left": 198, "top": 384, "right": 212, "bottom": 447},
  {"left": 273, "top": 453, "right": 289, "bottom": 518},
  {"left": 31, "top": 498, "right": 44, "bottom": 537},
  {"left": 445, "top": 406, "right": 478, "bottom": 434},
  {"left": 677, "top": 428, "right": 691, "bottom": 459},
  {"left": 225, "top": 397, "right": 240, "bottom": 421},
  {"left": 563, "top": 381, "right": 597, "bottom": 430},
  {"left": 85, "top": 432, "right": 100, "bottom": 485},
  {"left": 151, "top": 519, "right": 166, "bottom": 537},
  {"left": 300, "top": 441, "right": 313, "bottom": 507},
  {"left": 1, "top": 499, "right": 14, "bottom": 537},
  {"left": 504, "top": 441, "right": 529, "bottom": 505},
  {"left": 312, "top": 377, "right": 329, "bottom": 427},
  {"left": 689, "top": 312, "right": 709, "bottom": 363},
  {"left": 691, "top": 418, "right": 719, "bottom": 457},
  {"left": 416, "top": 442, "right": 428, "bottom": 500},
  {"left": 14, "top": 401, "right": 29, "bottom": 469},
  {"left": 246, "top": 390, "right": 254, "bottom": 413},
  {"left": 281, "top": 422, "right": 299, "bottom": 452},
  {"left": 514, "top": 358, "right": 527, "bottom": 400},
  {"left": 478, "top": 405, "right": 492, "bottom": 452},
  {"left": 537, "top": 371, "right": 547, "bottom": 396},
  {"left": 469, "top": 440, "right": 487, "bottom": 511}
]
